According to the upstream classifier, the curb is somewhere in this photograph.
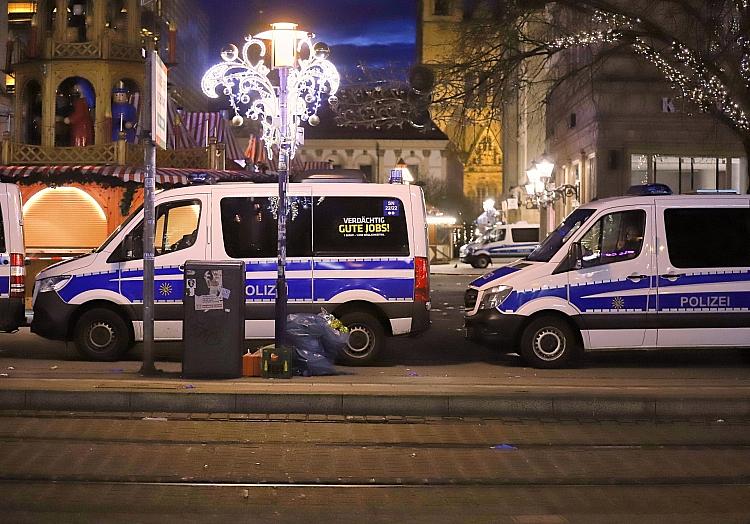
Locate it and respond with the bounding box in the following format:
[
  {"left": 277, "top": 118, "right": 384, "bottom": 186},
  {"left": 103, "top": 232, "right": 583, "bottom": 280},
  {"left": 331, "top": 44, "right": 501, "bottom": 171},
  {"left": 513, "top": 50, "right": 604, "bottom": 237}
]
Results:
[{"left": 1, "top": 388, "right": 747, "bottom": 421}]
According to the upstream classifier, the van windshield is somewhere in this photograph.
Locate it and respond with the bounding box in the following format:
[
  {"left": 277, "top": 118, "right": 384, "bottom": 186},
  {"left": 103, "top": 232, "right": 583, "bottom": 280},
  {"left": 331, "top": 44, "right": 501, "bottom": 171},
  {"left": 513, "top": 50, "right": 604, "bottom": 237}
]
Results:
[
  {"left": 525, "top": 208, "right": 595, "bottom": 262},
  {"left": 94, "top": 203, "right": 144, "bottom": 253}
]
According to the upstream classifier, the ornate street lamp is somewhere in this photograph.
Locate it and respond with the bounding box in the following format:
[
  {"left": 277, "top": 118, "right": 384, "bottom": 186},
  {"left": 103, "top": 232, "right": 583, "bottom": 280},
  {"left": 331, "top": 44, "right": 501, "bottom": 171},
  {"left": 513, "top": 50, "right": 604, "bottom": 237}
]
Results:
[{"left": 202, "top": 22, "right": 340, "bottom": 345}]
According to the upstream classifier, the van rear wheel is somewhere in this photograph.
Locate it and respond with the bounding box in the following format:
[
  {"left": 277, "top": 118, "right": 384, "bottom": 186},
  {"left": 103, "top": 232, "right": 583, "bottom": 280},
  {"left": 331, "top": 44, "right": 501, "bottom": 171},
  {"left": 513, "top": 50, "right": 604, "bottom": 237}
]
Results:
[
  {"left": 74, "top": 308, "right": 131, "bottom": 362},
  {"left": 339, "top": 312, "right": 384, "bottom": 366},
  {"left": 520, "top": 316, "right": 580, "bottom": 369},
  {"left": 473, "top": 255, "right": 491, "bottom": 269}
]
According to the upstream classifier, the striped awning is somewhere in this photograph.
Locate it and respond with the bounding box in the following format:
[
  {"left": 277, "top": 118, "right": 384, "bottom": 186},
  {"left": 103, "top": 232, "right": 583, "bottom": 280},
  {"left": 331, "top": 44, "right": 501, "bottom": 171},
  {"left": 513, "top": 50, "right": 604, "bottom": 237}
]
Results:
[
  {"left": 0, "top": 165, "right": 278, "bottom": 186},
  {"left": 181, "top": 111, "right": 244, "bottom": 160},
  {"left": 244, "top": 134, "right": 332, "bottom": 173}
]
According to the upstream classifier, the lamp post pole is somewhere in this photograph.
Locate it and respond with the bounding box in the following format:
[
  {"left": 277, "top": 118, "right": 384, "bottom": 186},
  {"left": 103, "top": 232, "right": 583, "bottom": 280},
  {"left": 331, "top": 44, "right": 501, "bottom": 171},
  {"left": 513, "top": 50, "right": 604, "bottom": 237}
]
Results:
[
  {"left": 202, "top": 23, "right": 339, "bottom": 348},
  {"left": 275, "top": 65, "right": 290, "bottom": 345}
]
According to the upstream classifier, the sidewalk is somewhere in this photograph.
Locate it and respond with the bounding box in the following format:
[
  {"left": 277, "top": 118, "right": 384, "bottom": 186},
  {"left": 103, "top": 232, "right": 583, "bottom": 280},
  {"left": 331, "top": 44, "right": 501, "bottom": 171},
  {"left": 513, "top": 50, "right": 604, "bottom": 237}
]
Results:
[{"left": 2, "top": 356, "right": 749, "bottom": 421}]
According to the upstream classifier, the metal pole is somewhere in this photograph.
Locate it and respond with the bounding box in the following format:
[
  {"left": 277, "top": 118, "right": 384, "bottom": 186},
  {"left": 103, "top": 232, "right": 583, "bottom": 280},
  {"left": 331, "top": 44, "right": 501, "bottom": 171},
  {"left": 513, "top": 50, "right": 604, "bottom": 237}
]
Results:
[
  {"left": 274, "top": 66, "right": 290, "bottom": 346},
  {"left": 140, "top": 50, "right": 158, "bottom": 375}
]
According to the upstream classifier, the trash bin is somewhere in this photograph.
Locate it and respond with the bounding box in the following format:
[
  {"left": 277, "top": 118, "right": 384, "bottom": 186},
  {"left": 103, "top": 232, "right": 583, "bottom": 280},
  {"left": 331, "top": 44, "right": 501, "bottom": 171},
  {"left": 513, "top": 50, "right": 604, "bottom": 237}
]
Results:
[{"left": 182, "top": 260, "right": 245, "bottom": 378}]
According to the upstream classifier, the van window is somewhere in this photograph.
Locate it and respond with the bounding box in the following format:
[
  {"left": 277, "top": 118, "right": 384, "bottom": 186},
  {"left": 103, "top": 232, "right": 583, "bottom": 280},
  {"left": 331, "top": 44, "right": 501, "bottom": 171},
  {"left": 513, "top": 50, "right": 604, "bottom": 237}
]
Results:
[
  {"left": 579, "top": 210, "right": 645, "bottom": 268},
  {"left": 313, "top": 196, "right": 409, "bottom": 256},
  {"left": 221, "top": 197, "right": 311, "bottom": 258},
  {"left": 527, "top": 208, "right": 595, "bottom": 262},
  {"left": 665, "top": 208, "right": 750, "bottom": 268},
  {"left": 486, "top": 228, "right": 505, "bottom": 242},
  {"left": 511, "top": 227, "right": 539, "bottom": 243},
  {"left": 112, "top": 200, "right": 201, "bottom": 261}
]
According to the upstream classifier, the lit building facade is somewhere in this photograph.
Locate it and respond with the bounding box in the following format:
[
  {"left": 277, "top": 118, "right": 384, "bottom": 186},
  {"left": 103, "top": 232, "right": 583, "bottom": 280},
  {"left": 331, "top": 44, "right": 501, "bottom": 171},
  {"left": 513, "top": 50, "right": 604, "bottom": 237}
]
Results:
[{"left": 417, "top": 0, "right": 504, "bottom": 212}]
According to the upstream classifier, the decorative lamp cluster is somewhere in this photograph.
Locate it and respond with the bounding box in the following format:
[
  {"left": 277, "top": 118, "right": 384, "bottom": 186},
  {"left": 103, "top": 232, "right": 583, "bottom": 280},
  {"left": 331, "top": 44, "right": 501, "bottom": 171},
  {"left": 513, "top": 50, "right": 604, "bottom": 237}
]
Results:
[{"left": 201, "top": 22, "right": 340, "bottom": 160}]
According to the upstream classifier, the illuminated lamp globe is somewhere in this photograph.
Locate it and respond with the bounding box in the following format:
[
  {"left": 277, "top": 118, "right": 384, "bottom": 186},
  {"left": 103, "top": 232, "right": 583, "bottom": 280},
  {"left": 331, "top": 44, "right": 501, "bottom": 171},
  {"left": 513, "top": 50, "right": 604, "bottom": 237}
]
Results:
[
  {"left": 231, "top": 115, "right": 244, "bottom": 127},
  {"left": 308, "top": 114, "right": 320, "bottom": 126},
  {"left": 221, "top": 44, "right": 239, "bottom": 62},
  {"left": 313, "top": 41, "right": 330, "bottom": 59}
]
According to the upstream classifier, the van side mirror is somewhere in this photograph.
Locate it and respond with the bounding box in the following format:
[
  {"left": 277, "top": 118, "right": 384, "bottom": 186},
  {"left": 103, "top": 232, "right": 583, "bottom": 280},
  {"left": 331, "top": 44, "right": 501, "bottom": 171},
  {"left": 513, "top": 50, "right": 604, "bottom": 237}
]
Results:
[
  {"left": 123, "top": 235, "right": 135, "bottom": 260},
  {"left": 570, "top": 242, "right": 583, "bottom": 270}
]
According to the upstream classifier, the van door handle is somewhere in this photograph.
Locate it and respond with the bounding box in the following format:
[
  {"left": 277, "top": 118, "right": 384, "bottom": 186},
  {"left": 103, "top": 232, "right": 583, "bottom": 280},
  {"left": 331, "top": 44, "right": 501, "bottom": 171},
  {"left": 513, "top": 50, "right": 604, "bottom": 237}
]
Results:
[
  {"left": 626, "top": 273, "right": 647, "bottom": 282},
  {"left": 660, "top": 272, "right": 685, "bottom": 282}
]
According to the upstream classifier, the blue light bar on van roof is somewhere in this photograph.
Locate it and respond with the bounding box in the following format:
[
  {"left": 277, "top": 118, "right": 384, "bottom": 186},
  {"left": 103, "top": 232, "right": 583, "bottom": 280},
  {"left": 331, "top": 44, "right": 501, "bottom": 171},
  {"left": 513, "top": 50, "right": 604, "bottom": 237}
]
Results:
[{"left": 626, "top": 183, "right": 673, "bottom": 196}]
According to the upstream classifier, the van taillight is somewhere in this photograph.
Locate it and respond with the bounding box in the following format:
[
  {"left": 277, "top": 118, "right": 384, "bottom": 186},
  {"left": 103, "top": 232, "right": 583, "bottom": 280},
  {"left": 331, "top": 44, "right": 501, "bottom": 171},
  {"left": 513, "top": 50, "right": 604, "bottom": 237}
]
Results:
[
  {"left": 10, "top": 253, "right": 25, "bottom": 298},
  {"left": 414, "top": 256, "right": 429, "bottom": 303}
]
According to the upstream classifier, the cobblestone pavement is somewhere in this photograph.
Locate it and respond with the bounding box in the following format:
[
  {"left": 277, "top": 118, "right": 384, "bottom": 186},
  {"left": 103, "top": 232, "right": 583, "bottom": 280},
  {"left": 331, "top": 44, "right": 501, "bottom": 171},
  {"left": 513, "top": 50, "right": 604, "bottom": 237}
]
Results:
[{"left": 1, "top": 412, "right": 749, "bottom": 522}]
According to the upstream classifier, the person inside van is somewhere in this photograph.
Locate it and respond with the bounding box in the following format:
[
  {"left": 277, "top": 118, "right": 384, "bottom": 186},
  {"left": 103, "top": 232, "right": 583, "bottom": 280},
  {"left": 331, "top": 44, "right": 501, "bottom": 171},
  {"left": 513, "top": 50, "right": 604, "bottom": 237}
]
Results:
[{"left": 616, "top": 224, "right": 643, "bottom": 258}]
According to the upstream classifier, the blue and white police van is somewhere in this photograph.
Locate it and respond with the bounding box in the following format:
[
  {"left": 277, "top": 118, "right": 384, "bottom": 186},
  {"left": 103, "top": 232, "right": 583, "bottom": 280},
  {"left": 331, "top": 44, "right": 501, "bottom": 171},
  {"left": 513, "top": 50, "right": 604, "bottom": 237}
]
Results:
[
  {"left": 459, "top": 222, "right": 540, "bottom": 268},
  {"left": 0, "top": 182, "right": 26, "bottom": 332},
  {"left": 464, "top": 190, "right": 750, "bottom": 368},
  {"left": 31, "top": 182, "right": 430, "bottom": 364}
]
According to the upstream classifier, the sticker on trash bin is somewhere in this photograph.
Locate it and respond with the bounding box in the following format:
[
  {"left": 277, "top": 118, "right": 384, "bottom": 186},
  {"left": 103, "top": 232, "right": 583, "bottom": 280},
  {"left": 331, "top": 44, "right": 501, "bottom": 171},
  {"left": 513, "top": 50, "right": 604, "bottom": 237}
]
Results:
[
  {"left": 192, "top": 269, "right": 225, "bottom": 310},
  {"left": 204, "top": 269, "right": 223, "bottom": 297},
  {"left": 220, "top": 287, "right": 231, "bottom": 299},
  {"left": 185, "top": 278, "right": 196, "bottom": 297}
]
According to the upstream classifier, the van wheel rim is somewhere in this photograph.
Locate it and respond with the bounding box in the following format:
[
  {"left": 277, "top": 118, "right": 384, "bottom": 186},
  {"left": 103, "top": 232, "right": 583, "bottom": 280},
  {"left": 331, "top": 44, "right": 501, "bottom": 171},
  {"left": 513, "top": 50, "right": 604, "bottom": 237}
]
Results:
[
  {"left": 533, "top": 327, "right": 566, "bottom": 361},
  {"left": 89, "top": 321, "right": 116, "bottom": 350},
  {"left": 346, "top": 325, "right": 372, "bottom": 356}
]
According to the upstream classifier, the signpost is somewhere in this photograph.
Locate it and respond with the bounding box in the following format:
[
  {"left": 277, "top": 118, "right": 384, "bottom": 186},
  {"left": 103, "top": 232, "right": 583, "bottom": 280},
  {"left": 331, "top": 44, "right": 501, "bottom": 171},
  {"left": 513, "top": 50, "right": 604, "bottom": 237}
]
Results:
[{"left": 140, "top": 50, "right": 167, "bottom": 376}]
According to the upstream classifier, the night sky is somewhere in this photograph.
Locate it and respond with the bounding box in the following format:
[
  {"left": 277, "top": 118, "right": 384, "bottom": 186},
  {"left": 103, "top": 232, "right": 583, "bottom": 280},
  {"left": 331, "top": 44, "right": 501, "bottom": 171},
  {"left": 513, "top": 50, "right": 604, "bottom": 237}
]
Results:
[{"left": 196, "top": 0, "right": 418, "bottom": 80}]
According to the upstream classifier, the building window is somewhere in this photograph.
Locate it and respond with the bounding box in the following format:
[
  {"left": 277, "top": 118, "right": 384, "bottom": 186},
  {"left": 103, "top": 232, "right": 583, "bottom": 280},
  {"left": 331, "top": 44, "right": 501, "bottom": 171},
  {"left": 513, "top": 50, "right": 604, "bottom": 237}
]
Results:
[
  {"left": 434, "top": 0, "right": 451, "bottom": 16},
  {"left": 630, "top": 154, "right": 741, "bottom": 194}
]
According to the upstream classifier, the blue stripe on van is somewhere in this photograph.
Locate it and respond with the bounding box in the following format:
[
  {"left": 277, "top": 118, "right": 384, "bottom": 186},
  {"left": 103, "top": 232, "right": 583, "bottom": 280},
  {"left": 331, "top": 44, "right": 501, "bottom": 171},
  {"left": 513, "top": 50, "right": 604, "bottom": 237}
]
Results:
[
  {"left": 58, "top": 271, "right": 119, "bottom": 303},
  {"left": 314, "top": 278, "right": 413, "bottom": 301},
  {"left": 657, "top": 271, "right": 750, "bottom": 288},
  {"left": 0, "top": 275, "right": 8, "bottom": 295},
  {"left": 470, "top": 265, "right": 522, "bottom": 287}
]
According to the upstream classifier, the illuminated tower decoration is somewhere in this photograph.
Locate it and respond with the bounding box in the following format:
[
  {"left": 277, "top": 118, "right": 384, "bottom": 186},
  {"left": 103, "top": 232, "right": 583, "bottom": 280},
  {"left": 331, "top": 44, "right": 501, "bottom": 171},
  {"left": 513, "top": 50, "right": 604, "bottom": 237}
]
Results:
[
  {"left": 418, "top": 0, "right": 504, "bottom": 209},
  {"left": 12, "top": 0, "right": 145, "bottom": 147}
]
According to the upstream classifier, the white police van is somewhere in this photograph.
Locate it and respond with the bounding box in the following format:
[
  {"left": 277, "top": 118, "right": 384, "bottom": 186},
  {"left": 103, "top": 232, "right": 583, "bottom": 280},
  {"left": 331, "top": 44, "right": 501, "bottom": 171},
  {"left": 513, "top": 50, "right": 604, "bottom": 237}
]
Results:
[
  {"left": 0, "top": 182, "right": 26, "bottom": 332},
  {"left": 464, "top": 188, "right": 750, "bottom": 368},
  {"left": 32, "top": 182, "right": 430, "bottom": 364},
  {"left": 459, "top": 222, "right": 540, "bottom": 268}
]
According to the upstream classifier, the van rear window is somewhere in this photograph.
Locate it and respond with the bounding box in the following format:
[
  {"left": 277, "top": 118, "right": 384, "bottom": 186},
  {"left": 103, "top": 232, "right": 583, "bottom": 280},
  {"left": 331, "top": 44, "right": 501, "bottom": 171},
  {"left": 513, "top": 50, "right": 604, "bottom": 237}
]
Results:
[
  {"left": 511, "top": 227, "right": 539, "bottom": 243},
  {"left": 313, "top": 197, "right": 409, "bottom": 256},
  {"left": 221, "top": 197, "right": 312, "bottom": 258},
  {"left": 665, "top": 208, "right": 750, "bottom": 268}
]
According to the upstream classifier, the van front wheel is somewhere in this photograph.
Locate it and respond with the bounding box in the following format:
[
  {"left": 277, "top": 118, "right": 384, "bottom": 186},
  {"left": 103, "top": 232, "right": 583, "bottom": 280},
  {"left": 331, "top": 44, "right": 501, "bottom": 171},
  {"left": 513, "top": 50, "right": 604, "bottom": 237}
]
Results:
[
  {"left": 74, "top": 308, "right": 131, "bottom": 362},
  {"left": 339, "top": 312, "right": 384, "bottom": 366},
  {"left": 520, "top": 316, "right": 580, "bottom": 369},
  {"left": 472, "top": 255, "right": 491, "bottom": 269}
]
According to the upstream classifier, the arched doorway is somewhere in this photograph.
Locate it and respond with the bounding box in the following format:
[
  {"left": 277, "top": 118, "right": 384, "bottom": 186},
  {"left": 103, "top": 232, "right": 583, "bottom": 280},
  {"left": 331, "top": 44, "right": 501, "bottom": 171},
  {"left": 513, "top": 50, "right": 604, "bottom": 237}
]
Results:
[
  {"left": 22, "top": 187, "right": 109, "bottom": 302},
  {"left": 23, "top": 186, "right": 108, "bottom": 252}
]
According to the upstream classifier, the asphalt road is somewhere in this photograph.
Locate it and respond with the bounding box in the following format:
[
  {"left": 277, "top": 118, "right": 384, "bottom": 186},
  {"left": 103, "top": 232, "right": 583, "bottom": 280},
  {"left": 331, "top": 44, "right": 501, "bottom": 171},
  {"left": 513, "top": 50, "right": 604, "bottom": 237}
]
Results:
[{"left": 1, "top": 412, "right": 749, "bottom": 522}]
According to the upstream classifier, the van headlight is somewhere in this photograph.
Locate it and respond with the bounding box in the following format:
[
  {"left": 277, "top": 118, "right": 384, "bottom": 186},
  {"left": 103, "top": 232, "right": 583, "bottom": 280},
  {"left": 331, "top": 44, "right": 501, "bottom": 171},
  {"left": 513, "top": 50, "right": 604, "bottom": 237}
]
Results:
[
  {"left": 460, "top": 245, "right": 474, "bottom": 256},
  {"left": 37, "top": 275, "right": 72, "bottom": 293},
  {"left": 479, "top": 285, "right": 513, "bottom": 310}
]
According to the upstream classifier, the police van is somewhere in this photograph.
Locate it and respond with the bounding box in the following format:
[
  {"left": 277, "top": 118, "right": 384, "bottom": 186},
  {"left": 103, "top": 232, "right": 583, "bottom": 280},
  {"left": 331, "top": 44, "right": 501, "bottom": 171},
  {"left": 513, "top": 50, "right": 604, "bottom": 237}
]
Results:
[
  {"left": 459, "top": 222, "right": 540, "bottom": 268},
  {"left": 0, "top": 182, "right": 25, "bottom": 332},
  {"left": 31, "top": 182, "right": 430, "bottom": 364},
  {"left": 464, "top": 190, "right": 750, "bottom": 368}
]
